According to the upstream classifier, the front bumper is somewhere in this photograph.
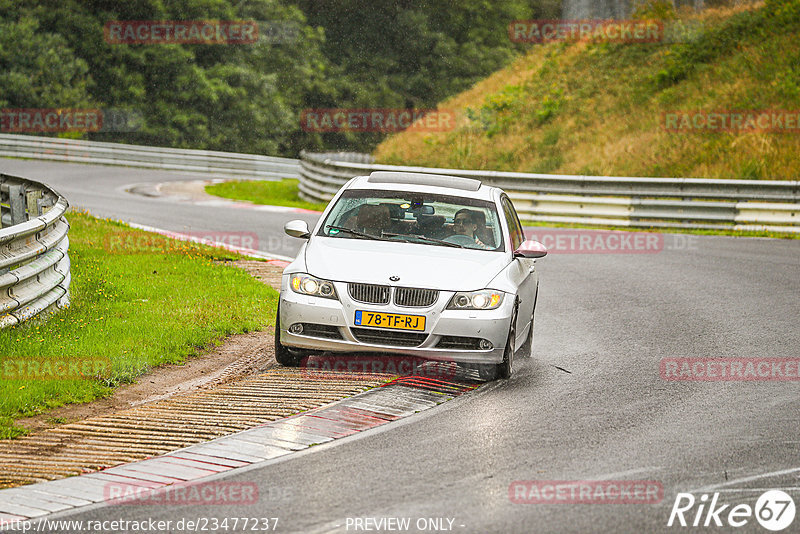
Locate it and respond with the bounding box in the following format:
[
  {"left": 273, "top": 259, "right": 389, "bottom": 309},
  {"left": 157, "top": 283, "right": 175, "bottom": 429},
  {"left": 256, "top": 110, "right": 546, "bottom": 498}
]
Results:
[{"left": 278, "top": 276, "right": 513, "bottom": 364}]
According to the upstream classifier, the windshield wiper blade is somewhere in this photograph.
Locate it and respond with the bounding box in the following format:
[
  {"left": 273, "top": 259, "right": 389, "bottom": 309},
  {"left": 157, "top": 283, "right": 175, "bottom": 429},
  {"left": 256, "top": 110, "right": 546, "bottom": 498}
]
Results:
[
  {"left": 382, "top": 232, "right": 464, "bottom": 248},
  {"left": 325, "top": 225, "right": 392, "bottom": 241}
]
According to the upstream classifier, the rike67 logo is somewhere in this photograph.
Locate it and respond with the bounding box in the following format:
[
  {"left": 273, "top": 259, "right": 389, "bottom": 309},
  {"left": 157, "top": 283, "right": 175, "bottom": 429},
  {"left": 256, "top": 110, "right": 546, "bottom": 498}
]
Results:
[{"left": 668, "top": 490, "right": 795, "bottom": 531}]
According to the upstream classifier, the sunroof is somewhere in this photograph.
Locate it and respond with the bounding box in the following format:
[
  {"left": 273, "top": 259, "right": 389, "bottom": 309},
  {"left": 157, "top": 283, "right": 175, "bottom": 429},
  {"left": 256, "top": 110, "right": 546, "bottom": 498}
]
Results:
[{"left": 366, "top": 171, "right": 482, "bottom": 192}]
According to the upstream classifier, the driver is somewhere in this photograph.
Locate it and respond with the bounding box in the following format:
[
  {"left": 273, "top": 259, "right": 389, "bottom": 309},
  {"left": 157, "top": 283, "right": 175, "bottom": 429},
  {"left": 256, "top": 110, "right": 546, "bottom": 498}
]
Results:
[{"left": 452, "top": 209, "right": 490, "bottom": 249}]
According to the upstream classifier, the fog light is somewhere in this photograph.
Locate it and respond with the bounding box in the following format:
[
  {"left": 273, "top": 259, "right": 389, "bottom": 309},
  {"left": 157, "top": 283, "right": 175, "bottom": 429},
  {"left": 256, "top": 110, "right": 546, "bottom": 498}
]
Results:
[
  {"left": 479, "top": 339, "right": 493, "bottom": 350},
  {"left": 289, "top": 323, "right": 304, "bottom": 334}
]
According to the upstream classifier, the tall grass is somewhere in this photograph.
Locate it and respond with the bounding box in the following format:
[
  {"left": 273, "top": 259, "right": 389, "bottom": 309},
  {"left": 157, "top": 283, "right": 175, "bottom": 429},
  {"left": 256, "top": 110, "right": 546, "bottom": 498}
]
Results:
[{"left": 375, "top": 1, "right": 800, "bottom": 180}]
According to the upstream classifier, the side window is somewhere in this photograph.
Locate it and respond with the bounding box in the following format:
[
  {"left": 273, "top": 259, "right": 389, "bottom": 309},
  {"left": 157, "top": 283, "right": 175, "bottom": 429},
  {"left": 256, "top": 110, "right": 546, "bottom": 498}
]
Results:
[{"left": 501, "top": 196, "right": 524, "bottom": 250}]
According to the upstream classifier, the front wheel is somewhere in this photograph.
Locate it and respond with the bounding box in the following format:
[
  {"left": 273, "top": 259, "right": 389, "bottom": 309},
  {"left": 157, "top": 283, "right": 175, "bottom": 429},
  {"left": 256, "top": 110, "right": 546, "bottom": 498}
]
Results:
[
  {"left": 496, "top": 302, "right": 518, "bottom": 379},
  {"left": 274, "top": 302, "right": 304, "bottom": 367}
]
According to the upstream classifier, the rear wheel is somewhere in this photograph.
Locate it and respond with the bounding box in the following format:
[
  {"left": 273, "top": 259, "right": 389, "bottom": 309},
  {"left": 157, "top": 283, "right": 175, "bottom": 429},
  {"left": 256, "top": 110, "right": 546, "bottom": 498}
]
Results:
[
  {"left": 274, "top": 302, "right": 304, "bottom": 367},
  {"left": 517, "top": 284, "right": 538, "bottom": 359},
  {"left": 496, "top": 310, "right": 516, "bottom": 379},
  {"left": 517, "top": 317, "right": 533, "bottom": 359}
]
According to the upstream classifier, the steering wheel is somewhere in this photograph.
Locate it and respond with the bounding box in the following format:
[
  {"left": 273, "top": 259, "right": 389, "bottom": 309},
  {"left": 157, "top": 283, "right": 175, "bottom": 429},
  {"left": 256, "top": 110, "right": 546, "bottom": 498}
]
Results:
[{"left": 443, "top": 234, "right": 478, "bottom": 247}]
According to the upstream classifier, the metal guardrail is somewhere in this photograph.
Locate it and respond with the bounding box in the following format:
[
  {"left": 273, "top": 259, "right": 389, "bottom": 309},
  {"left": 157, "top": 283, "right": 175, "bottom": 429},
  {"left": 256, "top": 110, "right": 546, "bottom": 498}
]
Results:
[
  {"left": 0, "top": 133, "right": 300, "bottom": 181},
  {"left": 2, "top": 135, "right": 796, "bottom": 232},
  {"left": 0, "top": 174, "right": 70, "bottom": 328},
  {"left": 299, "top": 151, "right": 800, "bottom": 232}
]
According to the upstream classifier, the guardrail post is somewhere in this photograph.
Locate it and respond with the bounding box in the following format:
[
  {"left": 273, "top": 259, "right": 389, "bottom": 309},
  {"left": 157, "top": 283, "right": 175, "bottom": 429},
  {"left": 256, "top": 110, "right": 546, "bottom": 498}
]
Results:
[
  {"left": 8, "top": 184, "right": 26, "bottom": 224},
  {"left": 26, "top": 190, "right": 43, "bottom": 217}
]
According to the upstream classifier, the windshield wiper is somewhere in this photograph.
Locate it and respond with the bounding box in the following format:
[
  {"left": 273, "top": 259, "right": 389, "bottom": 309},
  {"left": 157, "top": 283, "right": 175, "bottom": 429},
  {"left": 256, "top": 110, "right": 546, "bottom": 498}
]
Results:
[
  {"left": 325, "top": 225, "right": 393, "bottom": 241},
  {"left": 382, "top": 232, "right": 464, "bottom": 248}
]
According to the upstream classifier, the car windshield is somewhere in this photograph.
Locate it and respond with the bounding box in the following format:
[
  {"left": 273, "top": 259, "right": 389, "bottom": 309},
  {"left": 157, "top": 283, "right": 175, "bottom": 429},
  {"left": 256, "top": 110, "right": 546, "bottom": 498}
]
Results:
[{"left": 317, "top": 189, "right": 505, "bottom": 251}]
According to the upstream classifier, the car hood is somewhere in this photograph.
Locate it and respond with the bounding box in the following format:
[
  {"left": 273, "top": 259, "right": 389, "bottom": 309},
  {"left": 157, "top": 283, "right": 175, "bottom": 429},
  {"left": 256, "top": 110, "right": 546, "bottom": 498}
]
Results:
[{"left": 305, "top": 237, "right": 508, "bottom": 291}]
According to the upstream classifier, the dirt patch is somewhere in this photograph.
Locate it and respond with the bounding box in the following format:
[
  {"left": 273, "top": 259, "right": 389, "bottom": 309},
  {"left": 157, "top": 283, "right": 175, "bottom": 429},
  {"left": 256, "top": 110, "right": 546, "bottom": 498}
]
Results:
[
  {"left": 14, "top": 261, "right": 286, "bottom": 434},
  {"left": 232, "top": 259, "right": 285, "bottom": 288},
  {"left": 156, "top": 179, "right": 223, "bottom": 202}
]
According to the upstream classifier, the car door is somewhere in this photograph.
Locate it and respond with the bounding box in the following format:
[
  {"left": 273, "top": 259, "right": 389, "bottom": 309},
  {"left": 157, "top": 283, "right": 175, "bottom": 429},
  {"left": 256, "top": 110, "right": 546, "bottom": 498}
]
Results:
[{"left": 500, "top": 195, "right": 536, "bottom": 345}]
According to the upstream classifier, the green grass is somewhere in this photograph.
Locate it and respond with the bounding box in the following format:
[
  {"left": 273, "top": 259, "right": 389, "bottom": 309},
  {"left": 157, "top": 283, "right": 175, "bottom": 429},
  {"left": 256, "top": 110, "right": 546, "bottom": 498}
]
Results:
[
  {"left": 205, "top": 179, "right": 329, "bottom": 212},
  {"left": 0, "top": 211, "right": 278, "bottom": 439}
]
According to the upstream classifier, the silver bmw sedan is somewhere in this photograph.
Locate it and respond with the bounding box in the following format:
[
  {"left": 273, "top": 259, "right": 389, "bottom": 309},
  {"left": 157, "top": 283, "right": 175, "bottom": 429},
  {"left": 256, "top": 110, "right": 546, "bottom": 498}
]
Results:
[{"left": 276, "top": 171, "right": 547, "bottom": 379}]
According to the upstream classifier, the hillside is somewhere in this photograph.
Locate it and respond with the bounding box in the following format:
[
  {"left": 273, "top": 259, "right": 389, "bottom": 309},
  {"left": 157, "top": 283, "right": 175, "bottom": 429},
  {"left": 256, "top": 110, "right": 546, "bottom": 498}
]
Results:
[{"left": 374, "top": 0, "right": 800, "bottom": 180}]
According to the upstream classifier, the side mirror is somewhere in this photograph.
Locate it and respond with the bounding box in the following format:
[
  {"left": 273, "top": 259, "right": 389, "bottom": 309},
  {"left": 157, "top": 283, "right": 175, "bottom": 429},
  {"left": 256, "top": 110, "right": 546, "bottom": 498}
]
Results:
[
  {"left": 514, "top": 240, "right": 547, "bottom": 259},
  {"left": 284, "top": 219, "right": 311, "bottom": 239}
]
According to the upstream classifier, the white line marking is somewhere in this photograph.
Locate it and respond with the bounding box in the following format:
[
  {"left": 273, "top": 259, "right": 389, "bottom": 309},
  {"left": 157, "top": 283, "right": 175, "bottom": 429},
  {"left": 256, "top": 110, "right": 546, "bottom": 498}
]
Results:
[
  {"left": 590, "top": 466, "right": 663, "bottom": 480},
  {"left": 692, "top": 467, "right": 800, "bottom": 492},
  {"left": 714, "top": 487, "right": 800, "bottom": 493},
  {"left": 126, "top": 179, "right": 323, "bottom": 214}
]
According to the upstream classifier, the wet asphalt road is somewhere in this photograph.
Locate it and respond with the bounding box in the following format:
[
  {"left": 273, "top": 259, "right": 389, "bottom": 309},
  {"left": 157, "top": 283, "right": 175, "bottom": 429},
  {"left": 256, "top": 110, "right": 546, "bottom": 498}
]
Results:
[{"left": 3, "top": 159, "right": 799, "bottom": 533}]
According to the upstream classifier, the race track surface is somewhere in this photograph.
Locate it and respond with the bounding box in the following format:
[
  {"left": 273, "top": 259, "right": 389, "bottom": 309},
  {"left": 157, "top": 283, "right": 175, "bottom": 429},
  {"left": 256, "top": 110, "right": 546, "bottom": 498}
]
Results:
[{"left": 2, "top": 159, "right": 798, "bottom": 533}]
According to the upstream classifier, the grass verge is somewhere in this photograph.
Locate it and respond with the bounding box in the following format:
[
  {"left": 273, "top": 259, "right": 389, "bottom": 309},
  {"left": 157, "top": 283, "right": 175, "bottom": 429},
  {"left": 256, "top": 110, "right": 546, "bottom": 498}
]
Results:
[
  {"left": 0, "top": 211, "right": 277, "bottom": 439},
  {"left": 205, "top": 179, "right": 328, "bottom": 212}
]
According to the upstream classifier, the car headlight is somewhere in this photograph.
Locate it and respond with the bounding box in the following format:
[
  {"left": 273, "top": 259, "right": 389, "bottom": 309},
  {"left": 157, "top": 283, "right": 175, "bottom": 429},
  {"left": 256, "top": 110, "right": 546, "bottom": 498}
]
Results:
[
  {"left": 290, "top": 274, "right": 338, "bottom": 299},
  {"left": 447, "top": 290, "right": 504, "bottom": 310}
]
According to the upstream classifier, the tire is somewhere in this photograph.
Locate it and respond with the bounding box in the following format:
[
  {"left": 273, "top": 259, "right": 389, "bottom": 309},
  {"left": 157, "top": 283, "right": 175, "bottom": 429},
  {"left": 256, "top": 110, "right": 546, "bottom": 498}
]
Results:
[
  {"left": 496, "top": 301, "right": 518, "bottom": 379},
  {"left": 476, "top": 363, "right": 496, "bottom": 381},
  {"left": 274, "top": 302, "right": 304, "bottom": 367},
  {"left": 517, "top": 284, "right": 538, "bottom": 359},
  {"left": 517, "top": 315, "right": 533, "bottom": 359}
]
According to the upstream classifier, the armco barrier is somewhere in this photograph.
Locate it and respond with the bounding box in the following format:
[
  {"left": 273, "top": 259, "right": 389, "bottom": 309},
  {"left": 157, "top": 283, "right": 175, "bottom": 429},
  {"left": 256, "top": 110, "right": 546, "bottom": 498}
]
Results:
[
  {"left": 299, "top": 151, "right": 800, "bottom": 233},
  {"left": 0, "top": 133, "right": 300, "bottom": 180},
  {"left": 1, "top": 135, "right": 795, "bottom": 232},
  {"left": 0, "top": 174, "right": 70, "bottom": 328}
]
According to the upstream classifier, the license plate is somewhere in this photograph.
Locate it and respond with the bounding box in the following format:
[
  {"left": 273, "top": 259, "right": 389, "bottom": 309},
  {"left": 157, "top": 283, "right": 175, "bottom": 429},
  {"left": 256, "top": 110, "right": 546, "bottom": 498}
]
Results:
[{"left": 354, "top": 310, "right": 426, "bottom": 331}]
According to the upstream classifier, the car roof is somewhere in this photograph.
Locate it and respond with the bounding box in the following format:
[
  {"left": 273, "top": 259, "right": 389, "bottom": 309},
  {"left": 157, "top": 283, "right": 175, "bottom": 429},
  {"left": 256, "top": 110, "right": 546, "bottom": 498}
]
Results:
[{"left": 345, "top": 172, "right": 499, "bottom": 201}]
